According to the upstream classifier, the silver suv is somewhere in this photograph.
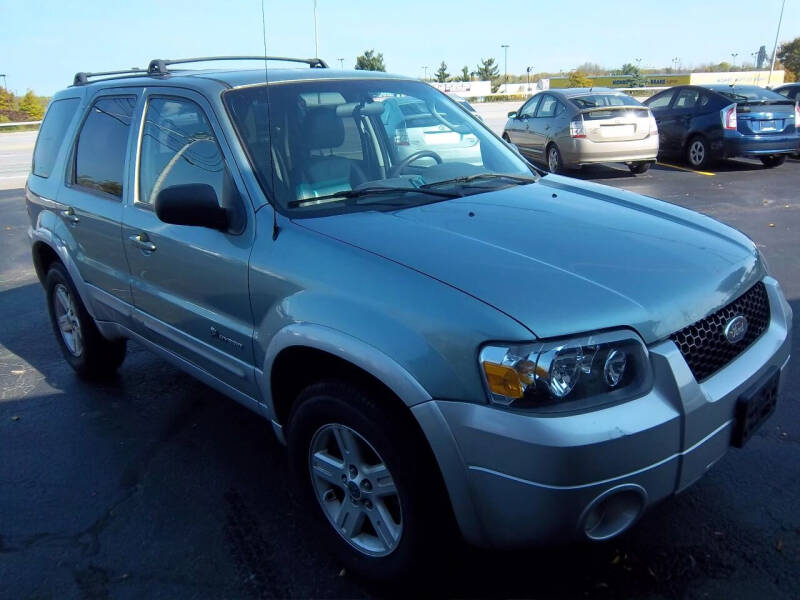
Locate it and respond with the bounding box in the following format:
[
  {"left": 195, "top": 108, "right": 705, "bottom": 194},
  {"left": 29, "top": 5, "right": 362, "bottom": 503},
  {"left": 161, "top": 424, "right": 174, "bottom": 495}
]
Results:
[{"left": 26, "top": 57, "right": 792, "bottom": 581}]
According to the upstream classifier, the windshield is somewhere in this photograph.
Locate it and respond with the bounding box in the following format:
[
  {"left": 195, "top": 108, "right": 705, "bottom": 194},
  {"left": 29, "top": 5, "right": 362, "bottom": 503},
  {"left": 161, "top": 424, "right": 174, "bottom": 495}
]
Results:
[
  {"left": 569, "top": 93, "right": 641, "bottom": 109},
  {"left": 224, "top": 79, "right": 534, "bottom": 215}
]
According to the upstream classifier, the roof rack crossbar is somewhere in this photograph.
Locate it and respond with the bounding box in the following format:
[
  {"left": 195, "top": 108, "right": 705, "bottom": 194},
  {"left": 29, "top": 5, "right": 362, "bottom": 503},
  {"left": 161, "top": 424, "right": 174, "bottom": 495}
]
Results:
[
  {"left": 147, "top": 56, "right": 328, "bottom": 75},
  {"left": 73, "top": 68, "right": 145, "bottom": 86}
]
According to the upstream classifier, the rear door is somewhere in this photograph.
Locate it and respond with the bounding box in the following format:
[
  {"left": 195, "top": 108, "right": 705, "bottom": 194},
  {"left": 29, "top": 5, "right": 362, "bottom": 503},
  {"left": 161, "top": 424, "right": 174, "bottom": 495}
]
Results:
[
  {"left": 527, "top": 93, "right": 558, "bottom": 155},
  {"left": 57, "top": 89, "right": 141, "bottom": 325},
  {"left": 122, "top": 89, "right": 258, "bottom": 398},
  {"left": 661, "top": 87, "right": 701, "bottom": 150}
]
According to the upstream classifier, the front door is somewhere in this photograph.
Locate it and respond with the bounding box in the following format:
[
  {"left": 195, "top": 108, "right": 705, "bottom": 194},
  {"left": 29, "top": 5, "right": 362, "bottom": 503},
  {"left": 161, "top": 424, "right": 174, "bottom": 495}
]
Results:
[
  {"left": 122, "top": 89, "right": 258, "bottom": 398},
  {"left": 506, "top": 95, "right": 540, "bottom": 155}
]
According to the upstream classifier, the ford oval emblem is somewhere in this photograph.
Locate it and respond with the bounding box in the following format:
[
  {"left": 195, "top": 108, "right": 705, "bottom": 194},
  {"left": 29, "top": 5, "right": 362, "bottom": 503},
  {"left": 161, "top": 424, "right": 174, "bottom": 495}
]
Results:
[{"left": 723, "top": 315, "right": 748, "bottom": 344}]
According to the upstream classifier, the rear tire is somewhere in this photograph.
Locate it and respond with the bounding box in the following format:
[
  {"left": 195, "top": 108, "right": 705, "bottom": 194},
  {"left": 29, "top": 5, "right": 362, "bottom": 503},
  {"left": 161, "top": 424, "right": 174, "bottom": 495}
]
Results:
[
  {"left": 628, "top": 161, "right": 653, "bottom": 174},
  {"left": 684, "top": 135, "right": 712, "bottom": 169},
  {"left": 760, "top": 154, "right": 787, "bottom": 168},
  {"left": 546, "top": 143, "right": 564, "bottom": 174},
  {"left": 45, "top": 262, "right": 126, "bottom": 378},
  {"left": 287, "top": 381, "right": 453, "bottom": 582}
]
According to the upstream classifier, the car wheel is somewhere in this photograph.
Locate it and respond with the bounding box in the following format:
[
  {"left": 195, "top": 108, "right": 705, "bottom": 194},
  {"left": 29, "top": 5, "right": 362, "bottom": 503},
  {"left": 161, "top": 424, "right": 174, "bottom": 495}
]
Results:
[
  {"left": 546, "top": 143, "right": 563, "bottom": 174},
  {"left": 685, "top": 135, "right": 711, "bottom": 169},
  {"left": 628, "top": 161, "right": 653, "bottom": 174},
  {"left": 502, "top": 133, "right": 511, "bottom": 142},
  {"left": 287, "top": 381, "right": 452, "bottom": 581},
  {"left": 760, "top": 154, "right": 787, "bottom": 168},
  {"left": 45, "top": 262, "right": 126, "bottom": 378}
]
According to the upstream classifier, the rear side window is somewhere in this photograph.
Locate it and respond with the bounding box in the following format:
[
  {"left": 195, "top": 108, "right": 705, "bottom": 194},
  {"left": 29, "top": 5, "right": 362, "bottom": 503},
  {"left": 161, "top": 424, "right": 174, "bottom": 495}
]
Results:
[
  {"left": 646, "top": 91, "right": 674, "bottom": 109},
  {"left": 74, "top": 96, "right": 136, "bottom": 198},
  {"left": 570, "top": 94, "right": 640, "bottom": 109},
  {"left": 139, "top": 97, "right": 231, "bottom": 207},
  {"left": 536, "top": 95, "right": 557, "bottom": 117},
  {"left": 674, "top": 88, "right": 699, "bottom": 109},
  {"left": 32, "top": 98, "right": 79, "bottom": 178}
]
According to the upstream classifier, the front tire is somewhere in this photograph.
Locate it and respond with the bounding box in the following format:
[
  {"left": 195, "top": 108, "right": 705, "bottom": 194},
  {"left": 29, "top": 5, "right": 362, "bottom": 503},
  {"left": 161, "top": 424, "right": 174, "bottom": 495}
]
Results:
[
  {"left": 287, "top": 381, "right": 451, "bottom": 581},
  {"left": 685, "top": 135, "right": 712, "bottom": 169},
  {"left": 45, "top": 262, "right": 126, "bottom": 378},
  {"left": 760, "top": 154, "right": 787, "bottom": 168}
]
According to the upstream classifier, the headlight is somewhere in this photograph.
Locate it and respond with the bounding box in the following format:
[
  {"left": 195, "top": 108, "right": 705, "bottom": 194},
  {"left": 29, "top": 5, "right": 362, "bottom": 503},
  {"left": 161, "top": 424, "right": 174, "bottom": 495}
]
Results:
[{"left": 479, "top": 330, "right": 651, "bottom": 412}]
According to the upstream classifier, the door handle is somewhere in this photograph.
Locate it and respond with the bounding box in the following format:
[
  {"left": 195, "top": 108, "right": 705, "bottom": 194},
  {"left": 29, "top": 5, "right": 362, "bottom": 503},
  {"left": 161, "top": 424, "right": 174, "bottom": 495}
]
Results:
[
  {"left": 60, "top": 207, "right": 79, "bottom": 224},
  {"left": 128, "top": 233, "right": 156, "bottom": 253}
]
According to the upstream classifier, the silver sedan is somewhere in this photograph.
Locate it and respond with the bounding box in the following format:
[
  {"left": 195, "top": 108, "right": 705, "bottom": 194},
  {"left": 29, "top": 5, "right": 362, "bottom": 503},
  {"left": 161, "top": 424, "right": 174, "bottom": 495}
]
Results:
[{"left": 503, "top": 88, "right": 659, "bottom": 174}]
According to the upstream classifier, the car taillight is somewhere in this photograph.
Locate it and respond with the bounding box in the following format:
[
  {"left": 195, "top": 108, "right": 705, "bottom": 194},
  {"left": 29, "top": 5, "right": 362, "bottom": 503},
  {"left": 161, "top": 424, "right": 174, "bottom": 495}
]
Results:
[
  {"left": 795, "top": 102, "right": 800, "bottom": 124},
  {"left": 570, "top": 117, "right": 586, "bottom": 138},
  {"left": 647, "top": 112, "right": 658, "bottom": 136},
  {"left": 721, "top": 103, "right": 738, "bottom": 130}
]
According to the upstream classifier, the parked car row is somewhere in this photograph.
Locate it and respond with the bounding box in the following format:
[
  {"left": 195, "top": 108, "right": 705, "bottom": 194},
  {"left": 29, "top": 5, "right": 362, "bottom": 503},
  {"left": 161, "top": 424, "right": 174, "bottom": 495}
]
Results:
[{"left": 502, "top": 83, "right": 800, "bottom": 174}]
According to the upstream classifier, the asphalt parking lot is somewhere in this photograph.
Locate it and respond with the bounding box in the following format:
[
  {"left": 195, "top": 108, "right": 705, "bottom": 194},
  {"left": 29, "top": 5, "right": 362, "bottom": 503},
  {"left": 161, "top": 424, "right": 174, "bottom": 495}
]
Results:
[{"left": 1, "top": 112, "right": 799, "bottom": 599}]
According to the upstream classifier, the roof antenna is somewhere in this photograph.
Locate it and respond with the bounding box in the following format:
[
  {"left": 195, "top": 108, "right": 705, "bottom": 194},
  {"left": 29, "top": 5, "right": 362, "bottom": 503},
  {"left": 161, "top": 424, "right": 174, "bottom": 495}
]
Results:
[{"left": 261, "top": 0, "right": 280, "bottom": 240}]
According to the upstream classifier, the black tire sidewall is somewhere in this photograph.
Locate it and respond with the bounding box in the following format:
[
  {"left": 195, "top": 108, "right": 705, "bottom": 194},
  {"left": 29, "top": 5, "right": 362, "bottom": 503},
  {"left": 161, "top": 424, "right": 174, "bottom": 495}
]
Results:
[
  {"left": 44, "top": 262, "right": 125, "bottom": 377},
  {"left": 286, "top": 382, "right": 444, "bottom": 581},
  {"left": 629, "top": 161, "right": 652, "bottom": 174},
  {"left": 547, "top": 144, "right": 563, "bottom": 173},
  {"left": 760, "top": 154, "right": 786, "bottom": 168}
]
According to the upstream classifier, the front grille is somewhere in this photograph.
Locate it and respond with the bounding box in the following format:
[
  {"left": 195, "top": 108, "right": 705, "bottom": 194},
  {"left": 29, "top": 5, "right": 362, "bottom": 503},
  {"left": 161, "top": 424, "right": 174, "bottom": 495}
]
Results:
[{"left": 670, "top": 282, "right": 770, "bottom": 382}]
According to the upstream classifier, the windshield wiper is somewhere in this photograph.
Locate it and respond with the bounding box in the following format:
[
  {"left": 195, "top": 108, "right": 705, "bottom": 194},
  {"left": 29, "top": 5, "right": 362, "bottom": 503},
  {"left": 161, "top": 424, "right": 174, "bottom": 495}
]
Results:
[
  {"left": 420, "top": 173, "right": 537, "bottom": 189},
  {"left": 287, "top": 186, "right": 461, "bottom": 208}
]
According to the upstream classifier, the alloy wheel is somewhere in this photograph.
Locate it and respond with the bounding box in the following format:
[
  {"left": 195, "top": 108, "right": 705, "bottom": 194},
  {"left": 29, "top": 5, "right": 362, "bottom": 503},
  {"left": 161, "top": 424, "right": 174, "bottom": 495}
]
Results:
[
  {"left": 548, "top": 147, "right": 560, "bottom": 172},
  {"left": 309, "top": 423, "right": 403, "bottom": 557},
  {"left": 53, "top": 283, "right": 83, "bottom": 356},
  {"left": 688, "top": 139, "right": 705, "bottom": 167}
]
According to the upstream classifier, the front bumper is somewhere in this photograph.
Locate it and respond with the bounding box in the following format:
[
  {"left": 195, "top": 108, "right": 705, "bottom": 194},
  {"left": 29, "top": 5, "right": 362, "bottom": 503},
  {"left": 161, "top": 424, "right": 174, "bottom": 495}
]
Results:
[{"left": 412, "top": 277, "right": 792, "bottom": 547}]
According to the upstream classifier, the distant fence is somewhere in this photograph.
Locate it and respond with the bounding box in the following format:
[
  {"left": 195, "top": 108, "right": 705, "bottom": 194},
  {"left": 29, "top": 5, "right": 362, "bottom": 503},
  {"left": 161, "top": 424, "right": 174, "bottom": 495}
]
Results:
[{"left": 0, "top": 121, "right": 42, "bottom": 128}]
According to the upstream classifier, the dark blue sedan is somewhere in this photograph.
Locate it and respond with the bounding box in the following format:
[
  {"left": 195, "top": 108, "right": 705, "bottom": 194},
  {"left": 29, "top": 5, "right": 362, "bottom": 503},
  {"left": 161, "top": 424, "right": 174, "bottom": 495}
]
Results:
[{"left": 644, "top": 84, "right": 799, "bottom": 169}]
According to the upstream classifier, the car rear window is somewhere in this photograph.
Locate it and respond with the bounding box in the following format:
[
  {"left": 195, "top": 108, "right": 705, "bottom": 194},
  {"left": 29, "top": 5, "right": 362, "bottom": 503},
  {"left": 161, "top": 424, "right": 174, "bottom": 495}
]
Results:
[
  {"left": 32, "top": 98, "right": 79, "bottom": 178},
  {"left": 74, "top": 96, "right": 136, "bottom": 198},
  {"left": 569, "top": 94, "right": 641, "bottom": 109},
  {"left": 712, "top": 87, "right": 793, "bottom": 104}
]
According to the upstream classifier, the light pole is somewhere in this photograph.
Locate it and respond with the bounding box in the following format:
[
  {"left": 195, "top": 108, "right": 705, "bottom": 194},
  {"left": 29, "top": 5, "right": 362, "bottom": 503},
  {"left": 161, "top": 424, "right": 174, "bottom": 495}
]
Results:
[
  {"left": 768, "top": 0, "right": 786, "bottom": 85},
  {"left": 501, "top": 44, "right": 510, "bottom": 88},
  {"left": 526, "top": 66, "right": 533, "bottom": 93},
  {"left": 731, "top": 53, "right": 738, "bottom": 68},
  {"left": 313, "top": 0, "right": 319, "bottom": 57},
  {"left": 0, "top": 74, "right": 6, "bottom": 90},
  {"left": 672, "top": 57, "right": 680, "bottom": 72},
  {"left": 338, "top": 58, "right": 344, "bottom": 69},
  {"left": 422, "top": 66, "right": 428, "bottom": 81}
]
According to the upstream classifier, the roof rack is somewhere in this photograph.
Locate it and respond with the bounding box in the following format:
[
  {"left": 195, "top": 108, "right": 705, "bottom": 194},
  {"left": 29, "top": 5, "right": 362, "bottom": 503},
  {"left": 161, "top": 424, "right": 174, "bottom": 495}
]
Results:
[
  {"left": 73, "top": 68, "right": 145, "bottom": 86},
  {"left": 147, "top": 56, "right": 328, "bottom": 75}
]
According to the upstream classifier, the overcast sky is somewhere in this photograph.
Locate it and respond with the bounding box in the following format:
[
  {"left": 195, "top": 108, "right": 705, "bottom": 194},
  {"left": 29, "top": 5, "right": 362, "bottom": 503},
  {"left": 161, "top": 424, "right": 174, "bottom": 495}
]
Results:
[{"left": 1, "top": 0, "right": 797, "bottom": 95}]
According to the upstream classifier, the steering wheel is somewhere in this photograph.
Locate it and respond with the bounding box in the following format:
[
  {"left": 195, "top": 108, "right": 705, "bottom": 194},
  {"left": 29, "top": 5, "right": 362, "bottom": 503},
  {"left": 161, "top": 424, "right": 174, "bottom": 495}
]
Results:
[{"left": 390, "top": 150, "right": 443, "bottom": 176}]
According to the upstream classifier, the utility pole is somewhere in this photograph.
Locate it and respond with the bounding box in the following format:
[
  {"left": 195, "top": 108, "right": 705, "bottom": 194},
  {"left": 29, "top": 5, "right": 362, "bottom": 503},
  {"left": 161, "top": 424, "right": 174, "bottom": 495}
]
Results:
[
  {"left": 501, "top": 44, "right": 510, "bottom": 88},
  {"left": 338, "top": 58, "right": 344, "bottom": 69},
  {"left": 769, "top": 0, "right": 786, "bottom": 85},
  {"left": 313, "top": 0, "right": 319, "bottom": 58},
  {"left": 422, "top": 66, "right": 428, "bottom": 81}
]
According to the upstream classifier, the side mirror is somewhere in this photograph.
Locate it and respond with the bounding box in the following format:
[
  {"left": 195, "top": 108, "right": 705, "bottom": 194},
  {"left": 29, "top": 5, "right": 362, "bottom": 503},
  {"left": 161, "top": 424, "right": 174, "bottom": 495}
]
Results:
[
  {"left": 507, "top": 111, "right": 518, "bottom": 119},
  {"left": 155, "top": 184, "right": 229, "bottom": 230}
]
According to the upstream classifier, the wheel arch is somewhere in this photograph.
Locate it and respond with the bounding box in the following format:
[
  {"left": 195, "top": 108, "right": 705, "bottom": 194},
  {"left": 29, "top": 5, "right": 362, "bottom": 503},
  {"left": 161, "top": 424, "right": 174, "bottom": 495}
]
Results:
[{"left": 30, "top": 232, "right": 97, "bottom": 320}]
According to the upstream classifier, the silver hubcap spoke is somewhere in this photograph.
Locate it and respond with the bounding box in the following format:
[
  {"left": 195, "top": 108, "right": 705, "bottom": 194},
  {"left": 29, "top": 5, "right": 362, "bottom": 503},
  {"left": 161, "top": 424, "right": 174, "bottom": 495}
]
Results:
[
  {"left": 690, "top": 141, "right": 704, "bottom": 165},
  {"left": 53, "top": 283, "right": 82, "bottom": 357},
  {"left": 309, "top": 423, "right": 403, "bottom": 557}
]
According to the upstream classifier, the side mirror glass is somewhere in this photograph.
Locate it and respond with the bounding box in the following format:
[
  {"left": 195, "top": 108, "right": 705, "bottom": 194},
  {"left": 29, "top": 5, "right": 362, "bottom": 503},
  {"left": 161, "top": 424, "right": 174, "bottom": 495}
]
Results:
[
  {"left": 155, "top": 183, "right": 229, "bottom": 230},
  {"left": 507, "top": 111, "right": 518, "bottom": 119}
]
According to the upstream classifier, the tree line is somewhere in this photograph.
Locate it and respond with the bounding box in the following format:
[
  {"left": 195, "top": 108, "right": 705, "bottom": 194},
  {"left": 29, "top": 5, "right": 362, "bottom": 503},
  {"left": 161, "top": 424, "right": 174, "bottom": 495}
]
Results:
[
  {"left": 0, "top": 87, "right": 48, "bottom": 123},
  {"left": 352, "top": 36, "right": 799, "bottom": 90}
]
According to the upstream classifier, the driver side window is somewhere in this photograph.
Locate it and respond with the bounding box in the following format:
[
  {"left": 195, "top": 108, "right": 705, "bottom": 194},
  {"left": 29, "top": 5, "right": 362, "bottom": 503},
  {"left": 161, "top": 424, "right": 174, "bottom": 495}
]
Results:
[{"left": 519, "top": 96, "right": 540, "bottom": 118}]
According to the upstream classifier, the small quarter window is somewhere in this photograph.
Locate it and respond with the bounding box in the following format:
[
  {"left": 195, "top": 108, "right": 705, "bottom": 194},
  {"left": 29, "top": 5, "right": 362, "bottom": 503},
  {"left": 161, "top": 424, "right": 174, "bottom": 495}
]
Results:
[
  {"left": 32, "top": 98, "right": 79, "bottom": 178},
  {"left": 74, "top": 96, "right": 136, "bottom": 198}
]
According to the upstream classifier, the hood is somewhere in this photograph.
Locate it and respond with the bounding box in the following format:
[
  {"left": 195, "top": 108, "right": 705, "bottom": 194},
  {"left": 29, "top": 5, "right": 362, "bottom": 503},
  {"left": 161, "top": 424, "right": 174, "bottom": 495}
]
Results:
[{"left": 296, "top": 175, "right": 761, "bottom": 343}]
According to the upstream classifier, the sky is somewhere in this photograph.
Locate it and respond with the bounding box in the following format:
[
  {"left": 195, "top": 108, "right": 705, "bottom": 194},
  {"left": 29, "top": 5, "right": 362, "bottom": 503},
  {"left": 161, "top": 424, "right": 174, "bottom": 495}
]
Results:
[{"left": 1, "top": 0, "right": 797, "bottom": 96}]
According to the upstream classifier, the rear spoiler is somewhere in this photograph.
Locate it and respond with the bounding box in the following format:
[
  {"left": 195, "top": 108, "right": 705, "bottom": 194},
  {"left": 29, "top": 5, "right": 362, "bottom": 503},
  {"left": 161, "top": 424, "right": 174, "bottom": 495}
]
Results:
[{"left": 576, "top": 105, "right": 649, "bottom": 116}]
